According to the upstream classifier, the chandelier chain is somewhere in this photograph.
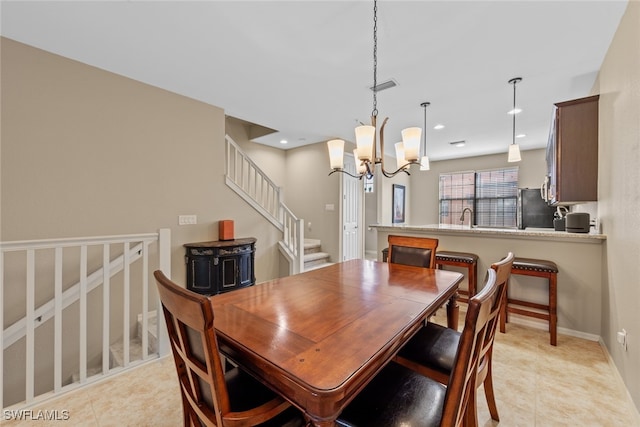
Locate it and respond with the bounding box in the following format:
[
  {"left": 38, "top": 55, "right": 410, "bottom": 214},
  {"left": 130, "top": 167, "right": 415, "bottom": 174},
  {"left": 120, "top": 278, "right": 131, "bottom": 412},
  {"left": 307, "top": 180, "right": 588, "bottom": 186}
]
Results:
[{"left": 372, "top": 0, "right": 378, "bottom": 118}]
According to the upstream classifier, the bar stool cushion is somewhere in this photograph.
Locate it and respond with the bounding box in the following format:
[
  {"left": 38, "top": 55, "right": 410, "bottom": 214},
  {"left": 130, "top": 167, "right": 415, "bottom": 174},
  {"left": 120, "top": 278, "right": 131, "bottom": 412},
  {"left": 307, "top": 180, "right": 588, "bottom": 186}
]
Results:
[
  {"left": 435, "top": 251, "right": 479, "bottom": 264},
  {"left": 512, "top": 258, "right": 558, "bottom": 273}
]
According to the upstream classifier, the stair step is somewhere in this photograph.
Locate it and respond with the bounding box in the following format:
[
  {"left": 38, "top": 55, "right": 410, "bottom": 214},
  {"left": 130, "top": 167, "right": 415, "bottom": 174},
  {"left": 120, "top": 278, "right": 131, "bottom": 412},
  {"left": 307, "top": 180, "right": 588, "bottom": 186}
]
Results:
[
  {"left": 137, "top": 310, "right": 158, "bottom": 354},
  {"left": 304, "top": 252, "right": 331, "bottom": 270},
  {"left": 110, "top": 336, "right": 151, "bottom": 368},
  {"left": 305, "top": 262, "right": 334, "bottom": 272},
  {"left": 304, "top": 251, "right": 330, "bottom": 262},
  {"left": 304, "top": 239, "right": 322, "bottom": 255}
]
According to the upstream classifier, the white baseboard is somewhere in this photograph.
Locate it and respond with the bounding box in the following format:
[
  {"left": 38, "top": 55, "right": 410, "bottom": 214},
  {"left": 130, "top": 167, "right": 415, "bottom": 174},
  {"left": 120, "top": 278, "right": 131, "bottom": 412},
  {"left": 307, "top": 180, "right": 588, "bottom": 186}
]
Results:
[{"left": 505, "top": 313, "right": 600, "bottom": 341}]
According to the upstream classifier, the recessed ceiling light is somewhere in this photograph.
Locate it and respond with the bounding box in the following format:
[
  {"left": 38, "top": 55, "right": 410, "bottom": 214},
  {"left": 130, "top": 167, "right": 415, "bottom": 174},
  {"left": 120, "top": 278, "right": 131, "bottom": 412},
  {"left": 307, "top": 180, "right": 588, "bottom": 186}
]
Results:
[
  {"left": 449, "top": 140, "right": 466, "bottom": 147},
  {"left": 507, "top": 108, "right": 522, "bottom": 115},
  {"left": 280, "top": 139, "right": 288, "bottom": 144},
  {"left": 516, "top": 133, "right": 526, "bottom": 138},
  {"left": 433, "top": 124, "right": 445, "bottom": 130}
]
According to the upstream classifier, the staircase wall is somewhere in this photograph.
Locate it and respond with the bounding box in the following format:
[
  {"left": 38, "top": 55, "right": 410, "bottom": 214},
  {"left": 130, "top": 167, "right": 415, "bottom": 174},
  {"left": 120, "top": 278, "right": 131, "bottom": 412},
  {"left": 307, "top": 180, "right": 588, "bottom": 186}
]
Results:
[
  {"left": 1, "top": 39, "right": 286, "bottom": 406},
  {"left": 283, "top": 143, "right": 343, "bottom": 265}
]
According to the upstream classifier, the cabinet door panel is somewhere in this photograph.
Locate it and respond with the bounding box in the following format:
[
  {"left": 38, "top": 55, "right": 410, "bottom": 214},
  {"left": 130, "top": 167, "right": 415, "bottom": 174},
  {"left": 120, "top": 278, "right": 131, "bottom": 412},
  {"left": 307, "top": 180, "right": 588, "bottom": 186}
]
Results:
[{"left": 220, "top": 257, "right": 238, "bottom": 289}]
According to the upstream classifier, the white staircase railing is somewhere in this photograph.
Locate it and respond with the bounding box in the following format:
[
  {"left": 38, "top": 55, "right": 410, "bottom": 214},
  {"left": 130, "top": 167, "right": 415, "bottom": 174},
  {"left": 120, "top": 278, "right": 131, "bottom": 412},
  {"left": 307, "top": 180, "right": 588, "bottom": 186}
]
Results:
[
  {"left": 225, "top": 135, "right": 304, "bottom": 274},
  {"left": 0, "top": 229, "right": 171, "bottom": 409}
]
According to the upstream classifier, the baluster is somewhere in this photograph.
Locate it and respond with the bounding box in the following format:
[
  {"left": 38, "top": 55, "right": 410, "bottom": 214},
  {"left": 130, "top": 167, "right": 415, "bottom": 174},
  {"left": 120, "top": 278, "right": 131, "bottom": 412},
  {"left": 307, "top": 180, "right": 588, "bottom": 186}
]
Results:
[
  {"left": 79, "top": 245, "right": 88, "bottom": 383},
  {"left": 102, "top": 243, "right": 110, "bottom": 374},
  {"left": 26, "top": 249, "right": 35, "bottom": 402},
  {"left": 123, "top": 242, "right": 130, "bottom": 366},
  {"left": 54, "top": 247, "right": 63, "bottom": 392}
]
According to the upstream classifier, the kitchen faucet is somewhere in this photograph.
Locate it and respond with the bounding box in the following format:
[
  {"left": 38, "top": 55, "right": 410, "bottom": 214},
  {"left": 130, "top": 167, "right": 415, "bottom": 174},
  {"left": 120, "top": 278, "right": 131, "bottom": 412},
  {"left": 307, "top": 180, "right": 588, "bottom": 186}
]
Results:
[{"left": 460, "top": 207, "right": 474, "bottom": 227}]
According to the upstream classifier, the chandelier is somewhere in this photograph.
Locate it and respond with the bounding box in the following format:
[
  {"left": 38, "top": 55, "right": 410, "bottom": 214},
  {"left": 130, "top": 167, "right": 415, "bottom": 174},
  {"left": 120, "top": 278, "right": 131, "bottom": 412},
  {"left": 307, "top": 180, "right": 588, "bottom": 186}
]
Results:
[{"left": 327, "top": 0, "right": 426, "bottom": 179}]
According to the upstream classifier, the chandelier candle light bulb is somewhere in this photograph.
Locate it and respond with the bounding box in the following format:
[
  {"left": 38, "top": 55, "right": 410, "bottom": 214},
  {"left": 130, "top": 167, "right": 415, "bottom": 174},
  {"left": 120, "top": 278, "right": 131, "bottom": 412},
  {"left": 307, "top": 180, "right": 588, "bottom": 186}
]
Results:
[
  {"left": 401, "top": 127, "right": 421, "bottom": 161},
  {"left": 328, "top": 139, "right": 345, "bottom": 170},
  {"left": 355, "top": 125, "right": 375, "bottom": 161},
  {"left": 395, "top": 142, "right": 409, "bottom": 170},
  {"left": 353, "top": 149, "right": 367, "bottom": 174}
]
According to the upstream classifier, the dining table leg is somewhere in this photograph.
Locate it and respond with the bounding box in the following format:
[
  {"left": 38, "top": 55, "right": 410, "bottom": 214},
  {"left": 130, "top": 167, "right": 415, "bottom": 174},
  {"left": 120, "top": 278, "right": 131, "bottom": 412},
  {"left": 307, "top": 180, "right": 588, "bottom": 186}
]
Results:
[
  {"left": 446, "top": 291, "right": 459, "bottom": 330},
  {"left": 306, "top": 417, "right": 335, "bottom": 427}
]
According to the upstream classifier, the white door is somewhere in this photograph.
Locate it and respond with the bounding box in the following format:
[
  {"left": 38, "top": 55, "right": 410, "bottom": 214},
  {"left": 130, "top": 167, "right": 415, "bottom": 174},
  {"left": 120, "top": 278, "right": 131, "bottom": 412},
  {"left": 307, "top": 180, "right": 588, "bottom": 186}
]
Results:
[{"left": 342, "top": 153, "right": 362, "bottom": 261}]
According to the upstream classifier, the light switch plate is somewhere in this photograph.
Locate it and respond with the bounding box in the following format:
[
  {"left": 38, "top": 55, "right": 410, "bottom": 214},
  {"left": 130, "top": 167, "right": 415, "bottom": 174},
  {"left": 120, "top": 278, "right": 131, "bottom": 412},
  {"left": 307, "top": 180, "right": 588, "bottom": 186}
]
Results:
[{"left": 178, "top": 215, "right": 197, "bottom": 225}]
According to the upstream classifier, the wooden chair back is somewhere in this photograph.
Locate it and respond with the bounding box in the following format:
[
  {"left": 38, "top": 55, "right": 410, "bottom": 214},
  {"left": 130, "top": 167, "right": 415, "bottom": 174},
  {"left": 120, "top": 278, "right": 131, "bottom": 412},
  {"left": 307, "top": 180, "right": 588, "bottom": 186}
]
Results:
[
  {"left": 154, "top": 270, "right": 230, "bottom": 426},
  {"left": 441, "top": 268, "right": 498, "bottom": 426},
  {"left": 387, "top": 235, "right": 439, "bottom": 268},
  {"left": 482, "top": 252, "right": 514, "bottom": 368}
]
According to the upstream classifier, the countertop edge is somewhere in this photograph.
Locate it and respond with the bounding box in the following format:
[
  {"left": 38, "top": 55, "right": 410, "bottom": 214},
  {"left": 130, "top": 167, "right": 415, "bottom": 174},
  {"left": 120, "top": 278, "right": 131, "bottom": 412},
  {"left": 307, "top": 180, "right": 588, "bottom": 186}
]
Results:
[{"left": 370, "top": 224, "right": 606, "bottom": 243}]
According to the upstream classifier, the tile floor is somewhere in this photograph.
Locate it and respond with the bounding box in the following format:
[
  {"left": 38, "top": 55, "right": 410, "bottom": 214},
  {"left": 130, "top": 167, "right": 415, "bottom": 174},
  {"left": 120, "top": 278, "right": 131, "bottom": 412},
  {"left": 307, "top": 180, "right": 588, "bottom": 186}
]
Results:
[{"left": 4, "top": 318, "right": 639, "bottom": 426}]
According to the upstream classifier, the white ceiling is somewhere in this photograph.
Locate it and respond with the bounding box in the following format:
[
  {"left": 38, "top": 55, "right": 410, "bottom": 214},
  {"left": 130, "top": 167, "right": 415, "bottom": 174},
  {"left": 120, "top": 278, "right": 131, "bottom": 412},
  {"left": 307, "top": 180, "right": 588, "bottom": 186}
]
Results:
[{"left": 0, "top": 1, "right": 627, "bottom": 160}]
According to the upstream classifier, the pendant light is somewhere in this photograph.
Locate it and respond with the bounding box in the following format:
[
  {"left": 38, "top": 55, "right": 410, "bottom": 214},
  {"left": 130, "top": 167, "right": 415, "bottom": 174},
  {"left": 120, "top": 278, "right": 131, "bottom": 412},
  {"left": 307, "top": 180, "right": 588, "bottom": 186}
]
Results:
[
  {"left": 507, "top": 77, "right": 522, "bottom": 162},
  {"left": 327, "top": 0, "right": 423, "bottom": 179},
  {"left": 420, "top": 102, "right": 430, "bottom": 170}
]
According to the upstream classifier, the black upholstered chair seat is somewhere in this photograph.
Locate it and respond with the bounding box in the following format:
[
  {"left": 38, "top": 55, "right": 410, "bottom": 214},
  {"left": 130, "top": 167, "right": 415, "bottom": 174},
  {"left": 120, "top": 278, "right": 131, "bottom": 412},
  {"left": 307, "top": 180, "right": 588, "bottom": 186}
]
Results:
[
  {"left": 336, "top": 362, "right": 446, "bottom": 427},
  {"left": 226, "top": 368, "right": 303, "bottom": 426},
  {"left": 397, "top": 322, "right": 459, "bottom": 376}
]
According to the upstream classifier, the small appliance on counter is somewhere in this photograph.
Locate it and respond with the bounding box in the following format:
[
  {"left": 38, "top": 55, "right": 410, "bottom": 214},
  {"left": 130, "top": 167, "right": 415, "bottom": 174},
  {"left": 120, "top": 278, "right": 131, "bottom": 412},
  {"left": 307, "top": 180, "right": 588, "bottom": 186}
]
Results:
[
  {"left": 565, "top": 212, "right": 590, "bottom": 233},
  {"left": 553, "top": 206, "right": 568, "bottom": 231}
]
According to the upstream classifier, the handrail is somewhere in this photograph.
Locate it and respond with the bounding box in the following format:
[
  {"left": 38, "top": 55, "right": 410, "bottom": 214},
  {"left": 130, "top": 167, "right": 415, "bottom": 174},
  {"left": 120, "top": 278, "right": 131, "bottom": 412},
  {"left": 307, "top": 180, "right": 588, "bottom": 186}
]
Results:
[
  {"left": 2, "top": 241, "right": 145, "bottom": 349},
  {"left": 1, "top": 229, "right": 171, "bottom": 409},
  {"left": 224, "top": 135, "right": 304, "bottom": 273},
  {"left": 225, "top": 136, "right": 283, "bottom": 228}
]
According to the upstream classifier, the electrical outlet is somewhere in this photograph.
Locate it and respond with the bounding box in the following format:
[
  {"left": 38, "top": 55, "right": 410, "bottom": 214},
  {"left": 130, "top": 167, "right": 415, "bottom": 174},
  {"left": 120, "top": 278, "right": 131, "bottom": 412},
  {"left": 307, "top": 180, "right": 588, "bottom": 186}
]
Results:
[{"left": 178, "top": 215, "right": 197, "bottom": 225}]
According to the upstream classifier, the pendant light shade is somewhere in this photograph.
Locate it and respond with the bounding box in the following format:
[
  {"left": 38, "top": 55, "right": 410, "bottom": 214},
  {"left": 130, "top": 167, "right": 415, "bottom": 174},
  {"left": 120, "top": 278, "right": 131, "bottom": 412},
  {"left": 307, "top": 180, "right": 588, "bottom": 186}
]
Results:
[
  {"left": 353, "top": 149, "right": 367, "bottom": 174},
  {"left": 394, "top": 142, "right": 409, "bottom": 170},
  {"left": 355, "top": 125, "right": 375, "bottom": 161},
  {"left": 508, "top": 143, "right": 522, "bottom": 162},
  {"left": 328, "top": 139, "right": 345, "bottom": 169},
  {"left": 507, "top": 77, "right": 522, "bottom": 163},
  {"left": 420, "top": 156, "right": 430, "bottom": 171},
  {"left": 401, "top": 127, "right": 421, "bottom": 161}
]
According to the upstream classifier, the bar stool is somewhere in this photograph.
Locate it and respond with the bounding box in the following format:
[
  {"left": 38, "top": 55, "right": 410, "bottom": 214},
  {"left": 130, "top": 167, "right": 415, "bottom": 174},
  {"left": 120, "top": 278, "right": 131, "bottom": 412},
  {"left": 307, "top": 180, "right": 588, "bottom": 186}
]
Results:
[
  {"left": 435, "top": 251, "right": 479, "bottom": 303},
  {"left": 500, "top": 257, "right": 559, "bottom": 346}
]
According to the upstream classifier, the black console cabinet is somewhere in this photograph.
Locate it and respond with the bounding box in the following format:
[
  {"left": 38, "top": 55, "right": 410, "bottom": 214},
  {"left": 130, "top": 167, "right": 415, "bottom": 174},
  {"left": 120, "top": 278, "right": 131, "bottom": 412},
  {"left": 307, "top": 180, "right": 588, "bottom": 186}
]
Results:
[{"left": 184, "top": 237, "right": 256, "bottom": 295}]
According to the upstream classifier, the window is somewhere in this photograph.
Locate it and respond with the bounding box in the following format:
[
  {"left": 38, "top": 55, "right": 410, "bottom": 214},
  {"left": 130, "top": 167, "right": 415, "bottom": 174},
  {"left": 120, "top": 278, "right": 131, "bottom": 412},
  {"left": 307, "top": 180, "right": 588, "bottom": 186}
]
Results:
[{"left": 439, "top": 167, "right": 518, "bottom": 227}]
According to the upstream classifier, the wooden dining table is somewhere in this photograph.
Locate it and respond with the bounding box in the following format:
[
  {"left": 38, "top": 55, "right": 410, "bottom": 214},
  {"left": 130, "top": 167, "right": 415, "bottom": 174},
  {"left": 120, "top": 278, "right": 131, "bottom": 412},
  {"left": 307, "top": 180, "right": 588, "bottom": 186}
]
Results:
[{"left": 210, "top": 259, "right": 463, "bottom": 426}]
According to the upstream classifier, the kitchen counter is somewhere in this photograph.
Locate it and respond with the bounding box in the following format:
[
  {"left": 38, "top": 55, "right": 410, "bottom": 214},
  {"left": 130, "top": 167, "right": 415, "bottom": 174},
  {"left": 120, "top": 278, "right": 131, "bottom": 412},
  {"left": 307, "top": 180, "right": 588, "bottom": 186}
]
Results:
[
  {"left": 370, "top": 224, "right": 605, "bottom": 338},
  {"left": 370, "top": 224, "right": 606, "bottom": 244}
]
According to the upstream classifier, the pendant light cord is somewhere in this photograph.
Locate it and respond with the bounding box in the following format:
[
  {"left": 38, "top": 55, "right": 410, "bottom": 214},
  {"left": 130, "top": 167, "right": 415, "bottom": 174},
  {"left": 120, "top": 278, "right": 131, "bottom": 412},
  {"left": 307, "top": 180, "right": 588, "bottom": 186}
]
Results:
[
  {"left": 372, "top": 0, "right": 378, "bottom": 118},
  {"left": 422, "top": 101, "right": 430, "bottom": 157},
  {"left": 512, "top": 79, "right": 517, "bottom": 145}
]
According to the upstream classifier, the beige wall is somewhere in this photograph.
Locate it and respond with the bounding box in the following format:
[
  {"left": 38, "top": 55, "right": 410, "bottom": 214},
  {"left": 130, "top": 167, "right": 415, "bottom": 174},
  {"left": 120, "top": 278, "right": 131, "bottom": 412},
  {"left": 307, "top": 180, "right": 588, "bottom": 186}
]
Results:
[
  {"left": 596, "top": 0, "right": 640, "bottom": 410},
  {"left": 283, "top": 142, "right": 341, "bottom": 262},
  {"left": 1, "top": 38, "right": 285, "bottom": 404},
  {"left": 225, "top": 116, "right": 287, "bottom": 187},
  {"left": 408, "top": 148, "right": 547, "bottom": 224},
  {"left": 1, "top": 38, "right": 285, "bottom": 283}
]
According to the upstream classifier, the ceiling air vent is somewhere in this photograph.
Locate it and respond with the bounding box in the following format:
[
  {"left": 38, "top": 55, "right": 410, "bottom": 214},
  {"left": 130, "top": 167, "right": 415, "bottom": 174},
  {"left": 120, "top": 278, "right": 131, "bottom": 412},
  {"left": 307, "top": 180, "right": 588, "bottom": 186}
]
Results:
[{"left": 369, "top": 79, "right": 397, "bottom": 92}]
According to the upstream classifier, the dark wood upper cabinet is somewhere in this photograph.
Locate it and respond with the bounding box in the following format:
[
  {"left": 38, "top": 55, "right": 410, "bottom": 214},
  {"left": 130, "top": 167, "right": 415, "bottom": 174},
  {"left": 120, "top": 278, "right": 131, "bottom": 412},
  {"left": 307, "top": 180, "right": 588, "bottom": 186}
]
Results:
[{"left": 546, "top": 95, "right": 599, "bottom": 205}]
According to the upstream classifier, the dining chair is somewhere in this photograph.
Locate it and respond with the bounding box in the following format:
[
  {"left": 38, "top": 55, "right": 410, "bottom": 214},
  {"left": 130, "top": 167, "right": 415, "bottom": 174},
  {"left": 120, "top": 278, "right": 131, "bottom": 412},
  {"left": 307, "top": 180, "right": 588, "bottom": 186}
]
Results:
[
  {"left": 154, "top": 270, "right": 304, "bottom": 427},
  {"left": 336, "top": 268, "right": 498, "bottom": 427},
  {"left": 393, "top": 252, "right": 514, "bottom": 426},
  {"left": 387, "top": 234, "right": 439, "bottom": 268}
]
